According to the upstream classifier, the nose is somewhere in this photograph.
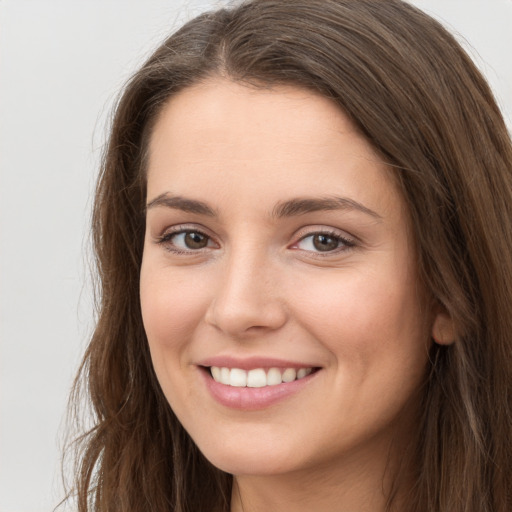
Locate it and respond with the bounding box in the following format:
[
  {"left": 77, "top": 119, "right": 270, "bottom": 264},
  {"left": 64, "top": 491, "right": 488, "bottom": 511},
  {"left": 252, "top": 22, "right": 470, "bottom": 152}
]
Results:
[{"left": 204, "top": 251, "right": 288, "bottom": 338}]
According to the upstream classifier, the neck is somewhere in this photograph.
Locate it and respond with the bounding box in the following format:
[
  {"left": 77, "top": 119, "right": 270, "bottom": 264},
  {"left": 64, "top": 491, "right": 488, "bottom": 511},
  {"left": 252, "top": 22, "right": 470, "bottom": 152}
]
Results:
[{"left": 231, "top": 473, "right": 389, "bottom": 512}]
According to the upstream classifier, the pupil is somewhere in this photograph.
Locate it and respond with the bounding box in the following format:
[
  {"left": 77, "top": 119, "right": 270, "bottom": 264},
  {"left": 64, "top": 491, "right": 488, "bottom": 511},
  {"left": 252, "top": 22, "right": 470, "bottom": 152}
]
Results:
[
  {"left": 185, "top": 232, "right": 208, "bottom": 249},
  {"left": 313, "top": 234, "right": 338, "bottom": 251}
]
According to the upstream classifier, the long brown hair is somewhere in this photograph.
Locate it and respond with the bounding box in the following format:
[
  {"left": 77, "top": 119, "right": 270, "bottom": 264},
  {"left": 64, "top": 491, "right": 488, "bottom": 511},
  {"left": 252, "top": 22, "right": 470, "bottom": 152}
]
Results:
[{"left": 66, "top": 1, "right": 512, "bottom": 510}]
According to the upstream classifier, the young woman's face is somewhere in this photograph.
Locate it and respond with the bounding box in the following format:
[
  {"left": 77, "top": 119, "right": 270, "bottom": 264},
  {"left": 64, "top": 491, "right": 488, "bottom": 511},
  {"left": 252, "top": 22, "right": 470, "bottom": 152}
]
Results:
[{"left": 140, "top": 79, "right": 432, "bottom": 478}]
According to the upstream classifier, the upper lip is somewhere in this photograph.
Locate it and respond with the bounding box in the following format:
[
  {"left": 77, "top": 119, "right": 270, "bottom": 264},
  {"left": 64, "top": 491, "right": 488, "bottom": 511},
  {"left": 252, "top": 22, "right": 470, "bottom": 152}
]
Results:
[{"left": 197, "top": 355, "right": 320, "bottom": 371}]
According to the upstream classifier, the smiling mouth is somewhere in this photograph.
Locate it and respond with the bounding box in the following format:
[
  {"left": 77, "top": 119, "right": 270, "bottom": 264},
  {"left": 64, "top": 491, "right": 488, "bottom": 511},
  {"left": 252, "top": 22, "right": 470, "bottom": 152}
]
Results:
[{"left": 208, "top": 366, "right": 318, "bottom": 388}]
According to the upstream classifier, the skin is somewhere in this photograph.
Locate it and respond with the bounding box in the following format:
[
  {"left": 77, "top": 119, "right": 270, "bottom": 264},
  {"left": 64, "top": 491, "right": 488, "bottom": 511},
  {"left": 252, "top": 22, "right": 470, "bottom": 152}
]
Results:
[{"left": 140, "top": 78, "right": 446, "bottom": 511}]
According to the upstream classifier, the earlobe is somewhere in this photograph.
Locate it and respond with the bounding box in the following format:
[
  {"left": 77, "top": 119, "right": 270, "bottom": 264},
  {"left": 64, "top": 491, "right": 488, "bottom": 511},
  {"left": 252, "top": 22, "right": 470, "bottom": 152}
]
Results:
[{"left": 431, "top": 311, "right": 456, "bottom": 345}]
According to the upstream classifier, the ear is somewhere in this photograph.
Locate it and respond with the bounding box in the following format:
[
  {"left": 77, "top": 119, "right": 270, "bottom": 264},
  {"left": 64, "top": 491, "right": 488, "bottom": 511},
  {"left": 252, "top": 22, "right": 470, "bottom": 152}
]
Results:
[{"left": 431, "top": 310, "right": 456, "bottom": 345}]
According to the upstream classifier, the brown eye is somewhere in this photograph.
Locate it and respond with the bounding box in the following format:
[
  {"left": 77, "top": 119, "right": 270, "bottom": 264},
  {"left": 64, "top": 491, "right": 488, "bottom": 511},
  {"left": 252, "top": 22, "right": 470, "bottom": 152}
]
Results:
[
  {"left": 183, "top": 231, "right": 209, "bottom": 249},
  {"left": 312, "top": 234, "right": 340, "bottom": 251},
  {"left": 294, "top": 231, "right": 354, "bottom": 254},
  {"left": 158, "top": 230, "right": 213, "bottom": 252}
]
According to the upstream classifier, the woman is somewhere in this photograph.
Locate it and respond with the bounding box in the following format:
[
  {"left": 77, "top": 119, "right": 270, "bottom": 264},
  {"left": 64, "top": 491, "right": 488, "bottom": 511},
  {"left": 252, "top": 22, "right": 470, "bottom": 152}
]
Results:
[{"left": 67, "top": 0, "right": 512, "bottom": 511}]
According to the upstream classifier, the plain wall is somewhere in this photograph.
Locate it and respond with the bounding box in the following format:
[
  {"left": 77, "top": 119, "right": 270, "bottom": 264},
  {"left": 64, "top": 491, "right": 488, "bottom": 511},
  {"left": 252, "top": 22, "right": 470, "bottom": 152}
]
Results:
[{"left": 0, "top": 1, "right": 511, "bottom": 511}]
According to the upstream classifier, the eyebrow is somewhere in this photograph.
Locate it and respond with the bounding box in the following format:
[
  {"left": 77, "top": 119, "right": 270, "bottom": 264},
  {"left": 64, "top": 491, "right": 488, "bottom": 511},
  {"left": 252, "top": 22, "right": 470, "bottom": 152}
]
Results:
[
  {"left": 146, "top": 193, "right": 216, "bottom": 216},
  {"left": 272, "top": 196, "right": 382, "bottom": 220},
  {"left": 146, "top": 193, "right": 381, "bottom": 220}
]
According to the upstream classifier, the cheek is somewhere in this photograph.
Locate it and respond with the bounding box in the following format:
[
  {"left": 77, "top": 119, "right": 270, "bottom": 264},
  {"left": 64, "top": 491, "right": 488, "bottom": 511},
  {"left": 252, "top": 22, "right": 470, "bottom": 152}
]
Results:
[
  {"left": 293, "top": 267, "right": 428, "bottom": 435},
  {"left": 294, "top": 264, "right": 427, "bottom": 366},
  {"left": 139, "top": 262, "right": 210, "bottom": 362}
]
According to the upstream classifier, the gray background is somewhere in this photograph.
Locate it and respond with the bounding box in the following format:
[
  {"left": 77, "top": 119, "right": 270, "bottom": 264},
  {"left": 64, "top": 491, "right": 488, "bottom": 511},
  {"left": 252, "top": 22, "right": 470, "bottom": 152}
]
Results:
[{"left": 1, "top": 1, "right": 511, "bottom": 511}]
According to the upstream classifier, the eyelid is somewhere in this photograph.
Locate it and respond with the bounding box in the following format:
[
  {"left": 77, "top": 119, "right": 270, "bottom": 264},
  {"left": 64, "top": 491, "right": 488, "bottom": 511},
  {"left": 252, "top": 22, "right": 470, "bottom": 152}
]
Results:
[
  {"left": 156, "top": 222, "right": 213, "bottom": 238},
  {"left": 293, "top": 225, "right": 356, "bottom": 241}
]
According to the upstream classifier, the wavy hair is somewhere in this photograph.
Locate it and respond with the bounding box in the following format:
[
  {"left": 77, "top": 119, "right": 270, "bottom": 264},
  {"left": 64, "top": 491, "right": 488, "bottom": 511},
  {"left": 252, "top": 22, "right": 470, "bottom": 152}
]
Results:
[{"left": 66, "top": 1, "right": 512, "bottom": 510}]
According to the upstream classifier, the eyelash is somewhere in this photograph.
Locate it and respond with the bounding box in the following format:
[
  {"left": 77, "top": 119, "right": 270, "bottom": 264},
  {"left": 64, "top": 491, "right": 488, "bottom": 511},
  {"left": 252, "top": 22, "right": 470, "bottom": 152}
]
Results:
[{"left": 155, "top": 226, "right": 356, "bottom": 256}]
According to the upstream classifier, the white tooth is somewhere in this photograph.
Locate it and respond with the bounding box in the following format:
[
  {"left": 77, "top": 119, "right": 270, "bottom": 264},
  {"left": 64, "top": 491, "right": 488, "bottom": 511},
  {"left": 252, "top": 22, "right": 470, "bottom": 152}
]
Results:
[
  {"left": 220, "top": 367, "right": 231, "bottom": 385},
  {"left": 267, "top": 367, "right": 282, "bottom": 386},
  {"left": 247, "top": 368, "right": 267, "bottom": 388},
  {"left": 211, "top": 366, "right": 221, "bottom": 382},
  {"left": 282, "top": 368, "right": 297, "bottom": 383},
  {"left": 296, "top": 368, "right": 312, "bottom": 379},
  {"left": 297, "top": 368, "right": 308, "bottom": 379},
  {"left": 230, "top": 368, "right": 247, "bottom": 387}
]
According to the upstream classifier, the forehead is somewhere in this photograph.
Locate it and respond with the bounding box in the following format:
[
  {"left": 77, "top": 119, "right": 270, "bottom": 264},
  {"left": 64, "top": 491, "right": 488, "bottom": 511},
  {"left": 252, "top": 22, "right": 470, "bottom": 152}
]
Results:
[
  {"left": 146, "top": 78, "right": 404, "bottom": 222},
  {"left": 149, "top": 79, "right": 360, "bottom": 158}
]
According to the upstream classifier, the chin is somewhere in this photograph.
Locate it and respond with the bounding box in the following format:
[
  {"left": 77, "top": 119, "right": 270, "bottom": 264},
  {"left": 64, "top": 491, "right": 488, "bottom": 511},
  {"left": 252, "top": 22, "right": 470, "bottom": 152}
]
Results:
[
  {"left": 194, "top": 433, "right": 303, "bottom": 477},
  {"left": 206, "top": 452, "right": 296, "bottom": 477}
]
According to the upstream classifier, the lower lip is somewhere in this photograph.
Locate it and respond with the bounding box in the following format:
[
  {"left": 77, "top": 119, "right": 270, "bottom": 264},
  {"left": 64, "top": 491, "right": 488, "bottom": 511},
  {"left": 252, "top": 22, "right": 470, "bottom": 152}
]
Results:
[{"left": 200, "top": 368, "right": 319, "bottom": 411}]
